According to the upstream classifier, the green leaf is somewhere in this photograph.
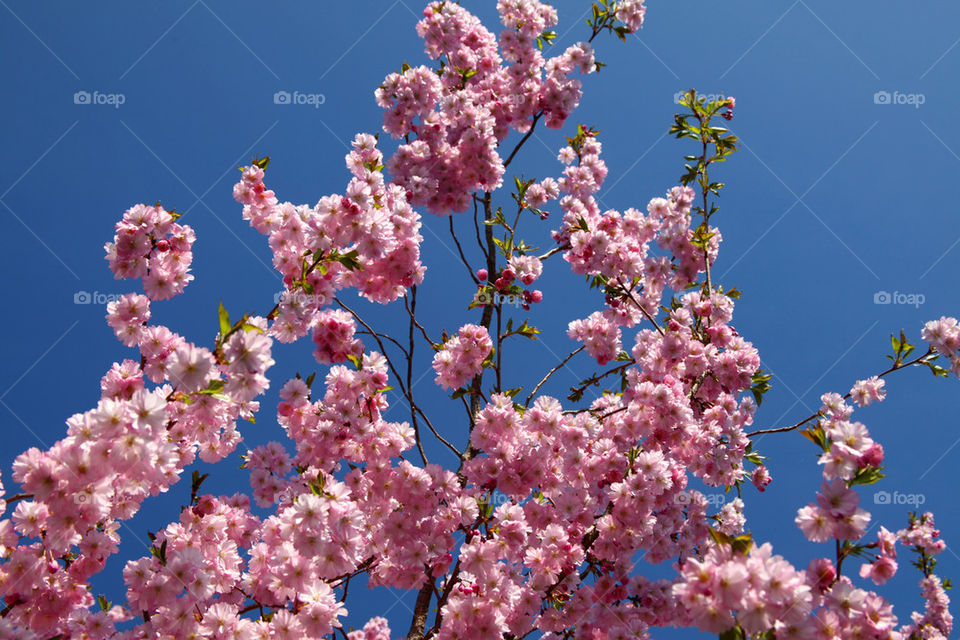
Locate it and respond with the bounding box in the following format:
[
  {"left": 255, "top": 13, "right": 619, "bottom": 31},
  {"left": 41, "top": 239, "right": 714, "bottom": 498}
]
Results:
[
  {"left": 719, "top": 625, "right": 745, "bottom": 640},
  {"left": 516, "top": 320, "right": 540, "bottom": 339},
  {"left": 504, "top": 387, "right": 523, "bottom": 398},
  {"left": 150, "top": 539, "right": 168, "bottom": 566},
  {"left": 847, "top": 467, "right": 885, "bottom": 487},
  {"left": 799, "top": 424, "right": 828, "bottom": 451},
  {"left": 336, "top": 250, "right": 362, "bottom": 272},
  {"left": 749, "top": 370, "right": 773, "bottom": 405},
  {"left": 218, "top": 302, "right": 231, "bottom": 338},
  {"left": 191, "top": 470, "right": 209, "bottom": 497},
  {"left": 253, "top": 156, "right": 270, "bottom": 170},
  {"left": 918, "top": 355, "right": 949, "bottom": 377},
  {"left": 242, "top": 322, "right": 264, "bottom": 334},
  {"left": 196, "top": 379, "right": 225, "bottom": 397},
  {"left": 305, "top": 372, "right": 316, "bottom": 389},
  {"left": 97, "top": 595, "right": 111, "bottom": 612}
]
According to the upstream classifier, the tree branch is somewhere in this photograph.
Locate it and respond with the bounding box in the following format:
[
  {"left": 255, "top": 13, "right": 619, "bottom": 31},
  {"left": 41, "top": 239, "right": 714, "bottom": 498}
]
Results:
[
  {"left": 503, "top": 111, "right": 543, "bottom": 169},
  {"left": 449, "top": 215, "right": 479, "bottom": 284},
  {"left": 405, "top": 574, "right": 435, "bottom": 640},
  {"left": 526, "top": 346, "right": 584, "bottom": 407},
  {"left": 746, "top": 347, "right": 935, "bottom": 437}
]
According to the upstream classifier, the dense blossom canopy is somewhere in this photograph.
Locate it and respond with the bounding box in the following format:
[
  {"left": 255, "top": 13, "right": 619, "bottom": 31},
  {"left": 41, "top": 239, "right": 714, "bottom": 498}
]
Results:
[{"left": 0, "top": 1, "right": 955, "bottom": 639}]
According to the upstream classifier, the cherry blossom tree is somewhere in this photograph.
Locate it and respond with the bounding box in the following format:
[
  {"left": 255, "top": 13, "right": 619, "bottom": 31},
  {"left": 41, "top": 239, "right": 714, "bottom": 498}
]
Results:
[{"left": 1, "top": 1, "right": 956, "bottom": 639}]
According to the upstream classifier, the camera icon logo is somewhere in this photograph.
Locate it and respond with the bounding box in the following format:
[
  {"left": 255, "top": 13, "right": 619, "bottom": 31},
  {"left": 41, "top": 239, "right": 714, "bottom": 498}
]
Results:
[
  {"left": 475, "top": 291, "right": 491, "bottom": 306},
  {"left": 74, "top": 290, "right": 92, "bottom": 304},
  {"left": 873, "top": 291, "right": 891, "bottom": 305},
  {"left": 74, "top": 91, "right": 91, "bottom": 105},
  {"left": 274, "top": 91, "right": 291, "bottom": 105},
  {"left": 874, "top": 91, "right": 892, "bottom": 105},
  {"left": 873, "top": 490, "right": 891, "bottom": 505}
]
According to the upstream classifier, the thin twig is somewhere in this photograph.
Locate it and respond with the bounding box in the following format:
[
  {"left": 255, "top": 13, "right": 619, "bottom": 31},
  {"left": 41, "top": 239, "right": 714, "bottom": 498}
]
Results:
[
  {"left": 414, "top": 404, "right": 463, "bottom": 460},
  {"left": 537, "top": 245, "right": 567, "bottom": 262},
  {"left": 407, "top": 286, "right": 428, "bottom": 465},
  {"left": 356, "top": 331, "right": 409, "bottom": 358},
  {"left": 616, "top": 276, "right": 665, "bottom": 336},
  {"left": 334, "top": 298, "right": 409, "bottom": 398},
  {"left": 449, "top": 215, "right": 479, "bottom": 284},
  {"left": 526, "top": 346, "right": 584, "bottom": 406},
  {"left": 404, "top": 293, "right": 438, "bottom": 348},
  {"left": 746, "top": 348, "right": 935, "bottom": 437},
  {"left": 472, "top": 195, "right": 486, "bottom": 254},
  {"left": 568, "top": 360, "right": 635, "bottom": 400},
  {"left": 503, "top": 111, "right": 543, "bottom": 169}
]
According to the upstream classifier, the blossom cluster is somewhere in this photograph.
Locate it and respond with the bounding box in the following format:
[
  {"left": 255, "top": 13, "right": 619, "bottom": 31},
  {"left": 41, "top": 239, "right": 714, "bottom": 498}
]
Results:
[
  {"left": 311, "top": 308, "right": 363, "bottom": 364},
  {"left": 922, "top": 316, "right": 960, "bottom": 377},
  {"left": 233, "top": 133, "right": 425, "bottom": 345},
  {"left": 567, "top": 311, "right": 621, "bottom": 365},
  {"left": 432, "top": 324, "right": 493, "bottom": 390},
  {"left": 794, "top": 391, "right": 883, "bottom": 542},
  {"left": 104, "top": 203, "right": 196, "bottom": 300},
  {"left": 3, "top": 1, "right": 958, "bottom": 639},
  {"left": 673, "top": 542, "right": 814, "bottom": 635},
  {"left": 378, "top": 0, "right": 604, "bottom": 214}
]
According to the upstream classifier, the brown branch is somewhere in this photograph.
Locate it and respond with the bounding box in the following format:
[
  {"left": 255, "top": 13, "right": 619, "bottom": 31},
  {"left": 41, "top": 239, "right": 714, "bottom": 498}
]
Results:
[
  {"left": 746, "top": 347, "right": 935, "bottom": 437},
  {"left": 414, "top": 404, "right": 463, "bottom": 460},
  {"left": 526, "top": 346, "right": 584, "bottom": 407},
  {"left": 568, "top": 360, "right": 635, "bottom": 400},
  {"left": 449, "top": 215, "right": 479, "bottom": 284},
  {"left": 406, "top": 286, "right": 428, "bottom": 465},
  {"left": 405, "top": 573, "right": 435, "bottom": 640},
  {"left": 404, "top": 293, "right": 438, "bottom": 349},
  {"left": 503, "top": 111, "right": 543, "bottom": 169},
  {"left": 335, "top": 297, "right": 427, "bottom": 465},
  {"left": 537, "top": 244, "right": 567, "bottom": 262},
  {"left": 616, "top": 276, "right": 664, "bottom": 336}
]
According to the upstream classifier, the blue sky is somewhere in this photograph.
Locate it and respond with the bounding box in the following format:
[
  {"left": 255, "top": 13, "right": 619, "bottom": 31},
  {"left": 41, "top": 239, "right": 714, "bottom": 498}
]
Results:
[{"left": 1, "top": 0, "right": 959, "bottom": 636}]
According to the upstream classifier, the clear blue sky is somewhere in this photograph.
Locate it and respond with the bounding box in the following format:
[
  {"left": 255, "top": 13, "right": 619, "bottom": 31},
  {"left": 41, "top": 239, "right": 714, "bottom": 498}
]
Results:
[{"left": 1, "top": 1, "right": 958, "bottom": 636}]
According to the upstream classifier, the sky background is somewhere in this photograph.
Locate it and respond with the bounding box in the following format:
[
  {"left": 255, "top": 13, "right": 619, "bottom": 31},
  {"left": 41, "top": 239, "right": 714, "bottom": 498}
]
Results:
[{"left": 1, "top": 0, "right": 959, "bottom": 637}]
